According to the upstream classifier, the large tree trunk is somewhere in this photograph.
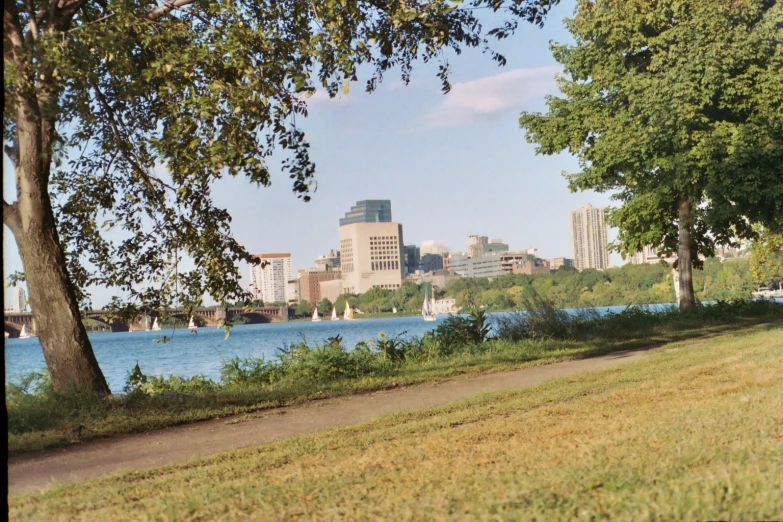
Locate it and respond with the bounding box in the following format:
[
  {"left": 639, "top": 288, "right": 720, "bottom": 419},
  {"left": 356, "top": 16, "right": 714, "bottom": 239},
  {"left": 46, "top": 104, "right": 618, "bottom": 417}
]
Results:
[
  {"left": 5, "top": 107, "right": 110, "bottom": 395},
  {"left": 677, "top": 196, "right": 697, "bottom": 311}
]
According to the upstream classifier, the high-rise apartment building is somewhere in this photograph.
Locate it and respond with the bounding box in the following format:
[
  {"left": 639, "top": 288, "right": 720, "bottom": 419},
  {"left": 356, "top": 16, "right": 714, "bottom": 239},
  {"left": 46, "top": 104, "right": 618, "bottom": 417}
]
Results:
[
  {"left": 339, "top": 201, "right": 403, "bottom": 294},
  {"left": 569, "top": 204, "right": 609, "bottom": 271},
  {"left": 339, "top": 200, "right": 392, "bottom": 226},
  {"left": 13, "top": 287, "right": 26, "bottom": 313},
  {"left": 248, "top": 253, "right": 292, "bottom": 303}
]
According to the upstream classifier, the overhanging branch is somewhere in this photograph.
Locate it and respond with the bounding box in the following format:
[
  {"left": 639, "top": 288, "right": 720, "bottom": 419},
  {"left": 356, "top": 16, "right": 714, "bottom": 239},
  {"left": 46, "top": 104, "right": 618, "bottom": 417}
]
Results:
[{"left": 146, "top": 0, "right": 197, "bottom": 21}]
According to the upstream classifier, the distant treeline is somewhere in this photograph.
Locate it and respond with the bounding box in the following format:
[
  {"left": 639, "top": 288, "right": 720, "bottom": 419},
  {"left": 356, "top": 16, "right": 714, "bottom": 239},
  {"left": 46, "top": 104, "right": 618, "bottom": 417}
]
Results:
[{"left": 309, "top": 259, "right": 759, "bottom": 314}]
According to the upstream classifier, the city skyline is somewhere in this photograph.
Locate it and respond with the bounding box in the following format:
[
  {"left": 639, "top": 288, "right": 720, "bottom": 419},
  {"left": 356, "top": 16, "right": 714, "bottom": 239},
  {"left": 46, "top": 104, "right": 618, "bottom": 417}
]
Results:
[{"left": 1, "top": 0, "right": 626, "bottom": 307}]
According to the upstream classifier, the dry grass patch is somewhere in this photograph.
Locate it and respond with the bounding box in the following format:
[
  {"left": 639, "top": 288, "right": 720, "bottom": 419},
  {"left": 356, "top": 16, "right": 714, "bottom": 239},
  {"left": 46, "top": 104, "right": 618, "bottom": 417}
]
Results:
[{"left": 10, "top": 325, "right": 783, "bottom": 521}]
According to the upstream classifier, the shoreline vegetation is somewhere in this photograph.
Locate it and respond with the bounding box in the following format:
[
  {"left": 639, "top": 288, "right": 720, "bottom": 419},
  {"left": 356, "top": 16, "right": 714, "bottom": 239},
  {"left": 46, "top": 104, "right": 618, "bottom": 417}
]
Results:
[
  {"left": 12, "top": 324, "right": 781, "bottom": 520},
  {"left": 7, "top": 299, "right": 782, "bottom": 455},
  {"left": 289, "top": 259, "right": 762, "bottom": 320}
]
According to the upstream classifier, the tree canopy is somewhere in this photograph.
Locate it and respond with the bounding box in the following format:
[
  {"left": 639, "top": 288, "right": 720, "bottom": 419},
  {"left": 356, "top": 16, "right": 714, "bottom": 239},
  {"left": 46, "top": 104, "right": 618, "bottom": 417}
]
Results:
[
  {"left": 3, "top": 0, "right": 561, "bottom": 392},
  {"left": 519, "top": 0, "right": 783, "bottom": 309}
]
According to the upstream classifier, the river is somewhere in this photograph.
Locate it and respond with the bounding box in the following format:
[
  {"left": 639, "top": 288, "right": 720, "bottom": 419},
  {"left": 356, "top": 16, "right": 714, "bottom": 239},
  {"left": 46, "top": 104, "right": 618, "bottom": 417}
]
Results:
[{"left": 0, "top": 302, "right": 697, "bottom": 393}]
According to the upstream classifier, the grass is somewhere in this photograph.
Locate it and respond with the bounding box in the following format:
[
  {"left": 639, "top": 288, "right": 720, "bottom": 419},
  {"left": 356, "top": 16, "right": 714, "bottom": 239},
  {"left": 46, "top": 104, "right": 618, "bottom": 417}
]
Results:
[
  {"left": 10, "top": 323, "right": 783, "bottom": 520},
  {"left": 6, "top": 300, "right": 782, "bottom": 455}
]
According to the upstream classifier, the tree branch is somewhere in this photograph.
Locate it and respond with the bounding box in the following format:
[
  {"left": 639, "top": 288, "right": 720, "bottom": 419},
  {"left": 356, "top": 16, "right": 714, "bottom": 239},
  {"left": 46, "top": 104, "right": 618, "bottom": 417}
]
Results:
[
  {"left": 3, "top": 0, "right": 26, "bottom": 51},
  {"left": 90, "top": 81, "right": 176, "bottom": 199},
  {"left": 146, "top": 0, "right": 198, "bottom": 21}
]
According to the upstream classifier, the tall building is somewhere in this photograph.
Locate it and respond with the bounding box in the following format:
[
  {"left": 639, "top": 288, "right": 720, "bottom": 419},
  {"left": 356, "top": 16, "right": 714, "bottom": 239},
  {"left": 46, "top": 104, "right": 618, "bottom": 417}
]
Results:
[
  {"left": 420, "top": 253, "right": 444, "bottom": 273},
  {"left": 339, "top": 201, "right": 404, "bottom": 294},
  {"left": 404, "top": 245, "right": 421, "bottom": 274},
  {"left": 248, "top": 253, "right": 292, "bottom": 303},
  {"left": 339, "top": 200, "right": 392, "bottom": 226},
  {"left": 569, "top": 204, "right": 609, "bottom": 271},
  {"left": 13, "top": 287, "right": 26, "bottom": 313}
]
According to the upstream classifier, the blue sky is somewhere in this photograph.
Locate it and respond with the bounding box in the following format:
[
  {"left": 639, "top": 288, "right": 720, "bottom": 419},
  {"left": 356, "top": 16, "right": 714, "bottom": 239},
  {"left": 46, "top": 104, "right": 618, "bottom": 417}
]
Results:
[{"left": 3, "top": 0, "right": 623, "bottom": 308}]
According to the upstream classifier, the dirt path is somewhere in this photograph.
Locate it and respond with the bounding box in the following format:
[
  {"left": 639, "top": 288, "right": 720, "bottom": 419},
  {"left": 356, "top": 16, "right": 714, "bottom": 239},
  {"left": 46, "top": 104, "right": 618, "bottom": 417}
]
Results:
[{"left": 9, "top": 344, "right": 664, "bottom": 494}]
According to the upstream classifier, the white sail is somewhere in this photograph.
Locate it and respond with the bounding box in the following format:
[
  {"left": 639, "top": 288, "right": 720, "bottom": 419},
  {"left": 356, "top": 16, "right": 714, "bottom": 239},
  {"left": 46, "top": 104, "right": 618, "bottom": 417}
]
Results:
[
  {"left": 344, "top": 302, "right": 354, "bottom": 320},
  {"left": 312, "top": 308, "right": 321, "bottom": 322},
  {"left": 422, "top": 285, "right": 436, "bottom": 322},
  {"left": 331, "top": 307, "right": 339, "bottom": 321},
  {"left": 151, "top": 317, "right": 160, "bottom": 331},
  {"left": 188, "top": 316, "right": 197, "bottom": 330},
  {"left": 393, "top": 307, "right": 397, "bottom": 314},
  {"left": 19, "top": 324, "right": 29, "bottom": 338}
]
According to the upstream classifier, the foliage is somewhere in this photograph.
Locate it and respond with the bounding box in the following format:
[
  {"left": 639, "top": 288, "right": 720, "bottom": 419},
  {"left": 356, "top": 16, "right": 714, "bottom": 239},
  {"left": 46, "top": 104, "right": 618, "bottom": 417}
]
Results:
[
  {"left": 7, "top": 301, "right": 782, "bottom": 453},
  {"left": 295, "top": 300, "right": 311, "bottom": 317},
  {"left": 749, "top": 228, "right": 783, "bottom": 289},
  {"left": 519, "top": 0, "right": 783, "bottom": 306},
  {"left": 14, "top": 328, "right": 782, "bottom": 520},
  {"left": 317, "top": 298, "right": 332, "bottom": 315}
]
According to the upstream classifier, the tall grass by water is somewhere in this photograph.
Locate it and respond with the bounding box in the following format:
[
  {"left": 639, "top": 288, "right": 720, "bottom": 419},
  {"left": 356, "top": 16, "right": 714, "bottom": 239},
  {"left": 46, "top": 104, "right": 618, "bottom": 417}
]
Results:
[{"left": 6, "top": 298, "right": 782, "bottom": 454}]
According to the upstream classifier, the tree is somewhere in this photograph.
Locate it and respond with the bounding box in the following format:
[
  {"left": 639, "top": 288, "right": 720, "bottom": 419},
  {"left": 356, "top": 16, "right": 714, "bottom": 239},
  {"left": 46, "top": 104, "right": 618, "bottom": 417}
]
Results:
[
  {"left": 749, "top": 228, "right": 783, "bottom": 290},
  {"left": 317, "top": 298, "right": 332, "bottom": 316},
  {"left": 520, "top": 0, "right": 783, "bottom": 311},
  {"left": 295, "top": 300, "right": 311, "bottom": 317},
  {"left": 3, "top": 0, "right": 561, "bottom": 393}
]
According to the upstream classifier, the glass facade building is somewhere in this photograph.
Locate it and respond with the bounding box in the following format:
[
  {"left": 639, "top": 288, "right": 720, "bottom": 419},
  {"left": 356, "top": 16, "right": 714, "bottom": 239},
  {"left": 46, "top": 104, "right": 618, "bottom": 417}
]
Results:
[{"left": 339, "top": 200, "right": 393, "bottom": 226}]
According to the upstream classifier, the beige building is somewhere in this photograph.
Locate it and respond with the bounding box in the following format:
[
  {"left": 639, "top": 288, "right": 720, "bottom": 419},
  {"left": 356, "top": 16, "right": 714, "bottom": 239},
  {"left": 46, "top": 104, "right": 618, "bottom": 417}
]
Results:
[
  {"left": 319, "top": 279, "right": 343, "bottom": 304},
  {"left": 249, "top": 253, "right": 292, "bottom": 303},
  {"left": 628, "top": 245, "right": 677, "bottom": 265},
  {"left": 548, "top": 257, "right": 574, "bottom": 271},
  {"left": 569, "top": 204, "right": 609, "bottom": 271},
  {"left": 339, "top": 222, "right": 404, "bottom": 294}
]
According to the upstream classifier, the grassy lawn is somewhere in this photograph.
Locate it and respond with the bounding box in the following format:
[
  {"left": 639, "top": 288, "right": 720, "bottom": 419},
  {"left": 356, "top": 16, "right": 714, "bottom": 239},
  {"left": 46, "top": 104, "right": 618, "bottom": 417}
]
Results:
[
  {"left": 10, "top": 323, "right": 783, "bottom": 520},
  {"left": 7, "top": 311, "right": 782, "bottom": 455}
]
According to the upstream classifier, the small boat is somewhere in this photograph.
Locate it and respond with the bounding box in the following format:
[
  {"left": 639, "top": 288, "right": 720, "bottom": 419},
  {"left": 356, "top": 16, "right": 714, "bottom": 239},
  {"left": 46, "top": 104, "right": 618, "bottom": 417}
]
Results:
[
  {"left": 331, "top": 307, "right": 339, "bottom": 321},
  {"left": 151, "top": 317, "right": 161, "bottom": 331},
  {"left": 392, "top": 307, "right": 397, "bottom": 314},
  {"left": 344, "top": 302, "right": 354, "bottom": 320},
  {"left": 312, "top": 308, "right": 321, "bottom": 322},
  {"left": 188, "top": 316, "right": 198, "bottom": 332},
  {"left": 19, "top": 324, "right": 33, "bottom": 338},
  {"left": 422, "top": 285, "right": 436, "bottom": 322}
]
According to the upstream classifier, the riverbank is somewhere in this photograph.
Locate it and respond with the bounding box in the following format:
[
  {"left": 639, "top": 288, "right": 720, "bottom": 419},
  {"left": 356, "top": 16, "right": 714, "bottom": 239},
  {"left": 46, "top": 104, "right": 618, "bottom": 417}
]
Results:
[
  {"left": 9, "top": 324, "right": 782, "bottom": 519},
  {"left": 7, "top": 300, "right": 782, "bottom": 455}
]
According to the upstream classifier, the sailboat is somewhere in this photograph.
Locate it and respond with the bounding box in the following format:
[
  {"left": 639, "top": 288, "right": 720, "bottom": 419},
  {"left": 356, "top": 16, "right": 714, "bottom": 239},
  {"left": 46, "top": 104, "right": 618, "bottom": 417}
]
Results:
[
  {"left": 19, "top": 324, "right": 34, "bottom": 338},
  {"left": 344, "top": 302, "right": 354, "bottom": 320},
  {"left": 151, "top": 317, "right": 161, "bottom": 331},
  {"left": 392, "top": 307, "right": 397, "bottom": 314},
  {"left": 312, "top": 308, "right": 321, "bottom": 322},
  {"left": 331, "top": 307, "right": 339, "bottom": 321},
  {"left": 188, "top": 316, "right": 198, "bottom": 332},
  {"left": 422, "top": 285, "right": 436, "bottom": 322}
]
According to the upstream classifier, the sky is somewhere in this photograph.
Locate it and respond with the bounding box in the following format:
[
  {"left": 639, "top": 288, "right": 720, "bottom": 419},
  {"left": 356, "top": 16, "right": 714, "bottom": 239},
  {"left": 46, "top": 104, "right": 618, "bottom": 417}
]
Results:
[{"left": 3, "top": 0, "right": 624, "bottom": 308}]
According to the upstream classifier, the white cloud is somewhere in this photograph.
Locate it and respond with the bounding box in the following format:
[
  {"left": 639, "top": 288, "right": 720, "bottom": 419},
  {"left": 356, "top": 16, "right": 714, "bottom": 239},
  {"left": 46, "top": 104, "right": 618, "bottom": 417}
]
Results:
[{"left": 419, "top": 66, "right": 559, "bottom": 129}]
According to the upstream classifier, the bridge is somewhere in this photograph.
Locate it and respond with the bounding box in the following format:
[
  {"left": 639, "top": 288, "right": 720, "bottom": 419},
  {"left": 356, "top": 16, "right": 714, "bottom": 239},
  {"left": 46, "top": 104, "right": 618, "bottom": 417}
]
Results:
[{"left": 4, "top": 305, "right": 291, "bottom": 338}]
